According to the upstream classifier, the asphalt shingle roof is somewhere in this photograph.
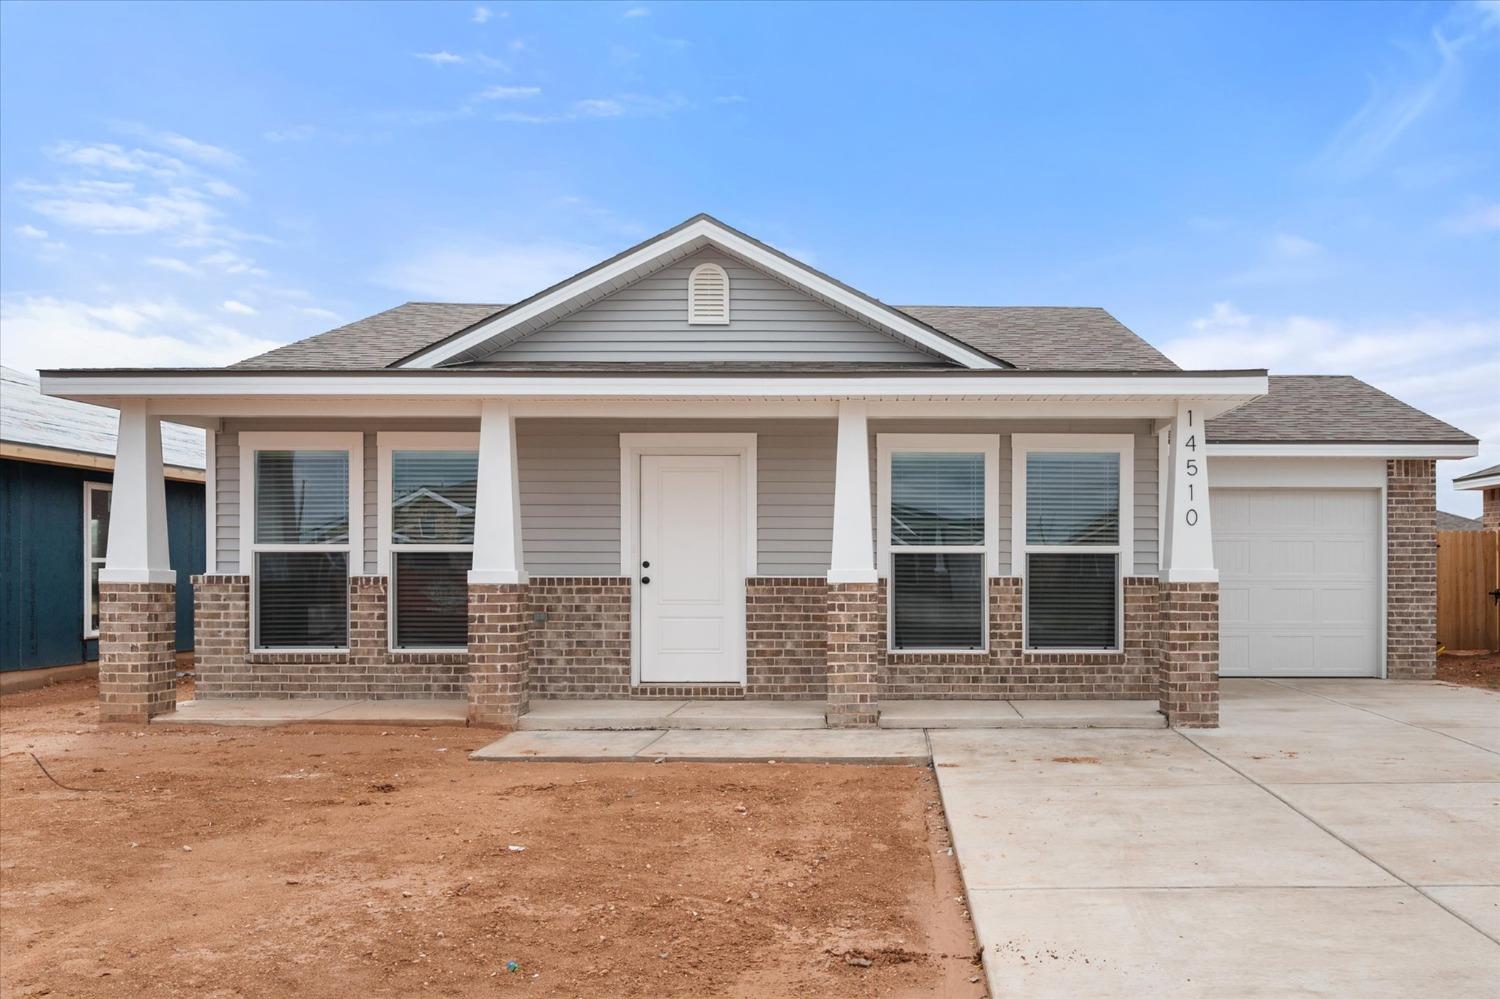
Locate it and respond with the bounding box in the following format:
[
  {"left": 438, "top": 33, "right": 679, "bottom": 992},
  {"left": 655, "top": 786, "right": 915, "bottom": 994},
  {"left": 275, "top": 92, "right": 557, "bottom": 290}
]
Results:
[
  {"left": 1206, "top": 375, "right": 1476, "bottom": 445},
  {"left": 1454, "top": 462, "right": 1500, "bottom": 484},
  {"left": 231, "top": 303, "right": 505, "bottom": 370},
  {"left": 2, "top": 366, "right": 205, "bottom": 469},
  {"left": 1437, "top": 510, "right": 1484, "bottom": 531}
]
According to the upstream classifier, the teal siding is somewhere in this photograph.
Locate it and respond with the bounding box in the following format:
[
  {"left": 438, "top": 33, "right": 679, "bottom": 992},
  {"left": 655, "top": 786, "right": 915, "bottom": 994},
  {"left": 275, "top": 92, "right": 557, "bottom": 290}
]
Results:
[{"left": 0, "top": 458, "right": 204, "bottom": 671}]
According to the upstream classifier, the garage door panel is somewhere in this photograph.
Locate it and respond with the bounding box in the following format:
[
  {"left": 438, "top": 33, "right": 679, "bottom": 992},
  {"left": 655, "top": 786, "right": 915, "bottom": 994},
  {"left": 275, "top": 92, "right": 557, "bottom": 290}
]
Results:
[{"left": 1213, "top": 487, "right": 1380, "bottom": 678}]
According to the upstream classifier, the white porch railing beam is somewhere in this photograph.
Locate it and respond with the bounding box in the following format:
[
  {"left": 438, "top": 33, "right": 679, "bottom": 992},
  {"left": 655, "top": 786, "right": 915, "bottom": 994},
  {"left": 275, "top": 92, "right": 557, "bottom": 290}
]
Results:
[
  {"left": 828, "top": 400, "right": 878, "bottom": 585},
  {"left": 469, "top": 399, "right": 527, "bottom": 585},
  {"left": 100, "top": 399, "right": 175, "bottom": 585},
  {"left": 1161, "top": 399, "right": 1218, "bottom": 583}
]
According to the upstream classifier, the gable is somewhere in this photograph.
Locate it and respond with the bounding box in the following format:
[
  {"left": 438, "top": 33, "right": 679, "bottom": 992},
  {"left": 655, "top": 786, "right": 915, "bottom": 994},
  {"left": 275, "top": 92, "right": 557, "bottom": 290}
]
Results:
[{"left": 474, "top": 248, "right": 949, "bottom": 365}]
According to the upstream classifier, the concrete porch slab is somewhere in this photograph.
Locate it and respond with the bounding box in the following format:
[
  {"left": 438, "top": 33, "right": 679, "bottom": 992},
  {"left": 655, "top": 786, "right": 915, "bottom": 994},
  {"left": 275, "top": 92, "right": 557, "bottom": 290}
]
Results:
[
  {"left": 151, "top": 698, "right": 467, "bottom": 727},
  {"left": 470, "top": 730, "right": 667, "bottom": 762},
  {"left": 516, "top": 699, "right": 685, "bottom": 730},
  {"left": 316, "top": 700, "right": 468, "bottom": 725},
  {"left": 666, "top": 700, "right": 825, "bottom": 729},
  {"left": 878, "top": 700, "right": 1022, "bottom": 728},
  {"left": 1010, "top": 699, "right": 1165, "bottom": 727},
  {"left": 643, "top": 728, "right": 929, "bottom": 764}
]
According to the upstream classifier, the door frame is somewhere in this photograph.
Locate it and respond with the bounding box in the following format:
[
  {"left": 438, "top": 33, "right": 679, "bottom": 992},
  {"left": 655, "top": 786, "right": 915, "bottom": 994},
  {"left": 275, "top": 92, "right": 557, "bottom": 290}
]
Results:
[{"left": 620, "top": 433, "right": 757, "bottom": 685}]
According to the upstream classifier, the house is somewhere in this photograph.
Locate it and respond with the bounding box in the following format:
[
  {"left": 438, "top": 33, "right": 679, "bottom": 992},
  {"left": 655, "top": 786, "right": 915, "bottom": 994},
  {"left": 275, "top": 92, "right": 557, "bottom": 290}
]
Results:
[
  {"left": 1453, "top": 463, "right": 1500, "bottom": 529},
  {"left": 1, "top": 367, "right": 205, "bottom": 683},
  {"left": 1437, "top": 510, "right": 1484, "bottom": 532},
  {"left": 38, "top": 215, "right": 1478, "bottom": 727}
]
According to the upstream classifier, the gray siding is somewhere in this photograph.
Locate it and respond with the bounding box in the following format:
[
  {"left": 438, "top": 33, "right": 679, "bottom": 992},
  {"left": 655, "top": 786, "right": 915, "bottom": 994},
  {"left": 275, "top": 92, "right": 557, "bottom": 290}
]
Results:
[
  {"left": 213, "top": 417, "right": 1158, "bottom": 580},
  {"left": 482, "top": 249, "right": 941, "bottom": 364}
]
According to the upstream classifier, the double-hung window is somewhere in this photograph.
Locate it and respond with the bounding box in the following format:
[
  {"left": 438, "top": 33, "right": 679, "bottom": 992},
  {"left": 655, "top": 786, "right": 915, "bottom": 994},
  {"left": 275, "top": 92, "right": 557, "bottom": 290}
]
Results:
[
  {"left": 240, "top": 433, "right": 362, "bottom": 651},
  {"left": 83, "top": 482, "right": 111, "bottom": 638},
  {"left": 377, "top": 433, "right": 479, "bottom": 650},
  {"left": 878, "top": 435, "right": 999, "bottom": 651},
  {"left": 1013, "top": 434, "right": 1133, "bottom": 651}
]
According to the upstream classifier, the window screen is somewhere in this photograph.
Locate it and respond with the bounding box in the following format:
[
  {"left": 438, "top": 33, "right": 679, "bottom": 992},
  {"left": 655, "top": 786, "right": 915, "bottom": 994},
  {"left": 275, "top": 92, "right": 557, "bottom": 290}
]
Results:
[
  {"left": 255, "top": 551, "right": 350, "bottom": 649},
  {"left": 892, "top": 552, "right": 984, "bottom": 650},
  {"left": 393, "top": 551, "right": 472, "bottom": 648},
  {"left": 1026, "top": 552, "right": 1118, "bottom": 649}
]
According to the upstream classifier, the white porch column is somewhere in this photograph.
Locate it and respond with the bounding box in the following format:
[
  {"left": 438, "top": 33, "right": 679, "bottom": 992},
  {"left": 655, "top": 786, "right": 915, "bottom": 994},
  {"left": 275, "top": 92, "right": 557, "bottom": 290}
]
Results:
[
  {"left": 1161, "top": 399, "right": 1217, "bottom": 583},
  {"left": 469, "top": 399, "right": 527, "bottom": 584},
  {"left": 101, "top": 400, "right": 174, "bottom": 584},
  {"left": 828, "top": 400, "right": 877, "bottom": 584}
]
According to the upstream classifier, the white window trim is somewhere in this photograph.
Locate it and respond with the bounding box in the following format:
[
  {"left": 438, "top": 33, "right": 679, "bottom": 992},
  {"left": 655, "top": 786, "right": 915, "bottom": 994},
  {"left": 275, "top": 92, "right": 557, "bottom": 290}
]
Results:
[
  {"left": 619, "top": 432, "right": 757, "bottom": 686},
  {"left": 377, "top": 431, "right": 480, "bottom": 653},
  {"left": 1012, "top": 433, "right": 1134, "bottom": 653},
  {"left": 238, "top": 431, "right": 363, "bottom": 653},
  {"left": 687, "top": 261, "right": 730, "bottom": 325},
  {"left": 877, "top": 433, "right": 1000, "bottom": 654},
  {"left": 83, "top": 481, "right": 112, "bottom": 639}
]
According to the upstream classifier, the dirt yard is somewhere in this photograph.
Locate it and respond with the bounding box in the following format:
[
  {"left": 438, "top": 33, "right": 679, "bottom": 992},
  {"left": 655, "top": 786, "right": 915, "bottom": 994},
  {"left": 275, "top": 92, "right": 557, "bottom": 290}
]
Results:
[
  {"left": 1438, "top": 650, "right": 1500, "bottom": 691},
  {"left": 0, "top": 679, "right": 982, "bottom": 998}
]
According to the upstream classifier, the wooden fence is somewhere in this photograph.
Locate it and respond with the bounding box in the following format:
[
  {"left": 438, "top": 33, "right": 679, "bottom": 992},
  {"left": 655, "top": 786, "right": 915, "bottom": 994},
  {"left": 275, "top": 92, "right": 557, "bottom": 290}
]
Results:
[{"left": 1437, "top": 529, "right": 1500, "bottom": 652}]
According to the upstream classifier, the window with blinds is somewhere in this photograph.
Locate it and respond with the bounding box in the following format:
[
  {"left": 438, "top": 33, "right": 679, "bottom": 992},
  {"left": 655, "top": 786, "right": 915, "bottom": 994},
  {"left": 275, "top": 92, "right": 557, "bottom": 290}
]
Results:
[
  {"left": 390, "top": 449, "right": 478, "bottom": 649},
  {"left": 84, "top": 483, "right": 111, "bottom": 637},
  {"left": 887, "top": 448, "right": 990, "bottom": 650},
  {"left": 1020, "top": 447, "right": 1125, "bottom": 650},
  {"left": 252, "top": 448, "right": 352, "bottom": 649}
]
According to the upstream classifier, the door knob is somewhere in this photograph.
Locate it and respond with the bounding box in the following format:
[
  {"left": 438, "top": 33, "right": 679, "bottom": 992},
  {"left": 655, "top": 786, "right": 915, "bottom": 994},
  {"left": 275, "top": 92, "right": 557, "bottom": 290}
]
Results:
[{"left": 641, "top": 576, "right": 652, "bottom": 584}]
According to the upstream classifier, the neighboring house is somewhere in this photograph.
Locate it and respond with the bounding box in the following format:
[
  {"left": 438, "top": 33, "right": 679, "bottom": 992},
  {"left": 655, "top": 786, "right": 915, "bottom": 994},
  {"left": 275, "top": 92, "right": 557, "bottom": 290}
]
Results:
[
  {"left": 39, "top": 216, "right": 1478, "bottom": 728},
  {"left": 1453, "top": 463, "right": 1500, "bottom": 529},
  {"left": 1, "top": 367, "right": 205, "bottom": 675},
  {"left": 1437, "top": 510, "right": 1485, "bottom": 532}
]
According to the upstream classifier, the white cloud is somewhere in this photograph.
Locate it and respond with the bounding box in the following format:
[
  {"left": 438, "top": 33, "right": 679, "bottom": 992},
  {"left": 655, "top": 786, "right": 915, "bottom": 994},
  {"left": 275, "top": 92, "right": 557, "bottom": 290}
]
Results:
[
  {"left": 1443, "top": 199, "right": 1500, "bottom": 234},
  {"left": 113, "top": 123, "right": 243, "bottom": 169},
  {"left": 623, "top": 6, "right": 650, "bottom": 16},
  {"left": 415, "top": 50, "right": 466, "bottom": 65},
  {"left": 147, "top": 256, "right": 201, "bottom": 276},
  {"left": 47, "top": 141, "right": 189, "bottom": 179},
  {"left": 472, "top": 5, "right": 502, "bottom": 23},
  {"left": 1226, "top": 232, "right": 1332, "bottom": 287},
  {"left": 1162, "top": 302, "right": 1500, "bottom": 514},
  {"left": 494, "top": 93, "right": 689, "bottom": 124},
  {"left": 199, "top": 249, "right": 268, "bottom": 276},
  {"left": 377, "top": 239, "right": 601, "bottom": 301},
  {"left": 221, "top": 299, "right": 258, "bottom": 316},
  {"left": 14, "top": 224, "right": 49, "bottom": 240},
  {"left": 475, "top": 85, "right": 541, "bottom": 101},
  {"left": 0, "top": 295, "right": 282, "bottom": 371},
  {"left": 263, "top": 124, "right": 317, "bottom": 143},
  {"left": 298, "top": 306, "right": 343, "bottom": 322},
  {"left": 24, "top": 181, "right": 222, "bottom": 236}
]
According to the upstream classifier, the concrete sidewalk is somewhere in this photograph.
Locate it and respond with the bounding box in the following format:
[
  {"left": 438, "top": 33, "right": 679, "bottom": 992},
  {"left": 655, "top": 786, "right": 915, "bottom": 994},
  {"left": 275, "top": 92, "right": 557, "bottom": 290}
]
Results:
[
  {"left": 935, "top": 678, "right": 1500, "bottom": 997},
  {"left": 470, "top": 727, "right": 931, "bottom": 764}
]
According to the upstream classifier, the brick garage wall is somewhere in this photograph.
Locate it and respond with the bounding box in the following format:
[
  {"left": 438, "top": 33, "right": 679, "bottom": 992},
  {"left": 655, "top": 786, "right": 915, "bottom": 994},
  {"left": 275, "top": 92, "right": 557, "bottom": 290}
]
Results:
[
  {"left": 1387, "top": 459, "right": 1438, "bottom": 680},
  {"left": 527, "top": 577, "right": 632, "bottom": 698},
  {"left": 191, "top": 574, "right": 468, "bottom": 699},
  {"left": 746, "top": 577, "right": 827, "bottom": 700},
  {"left": 1484, "top": 488, "right": 1500, "bottom": 531},
  {"left": 879, "top": 577, "right": 1160, "bottom": 700},
  {"left": 98, "top": 581, "right": 177, "bottom": 722}
]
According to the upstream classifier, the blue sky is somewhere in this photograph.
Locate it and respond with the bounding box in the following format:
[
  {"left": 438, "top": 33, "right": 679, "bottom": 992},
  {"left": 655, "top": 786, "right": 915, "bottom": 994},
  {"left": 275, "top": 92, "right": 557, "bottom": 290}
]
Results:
[{"left": 2, "top": 1, "right": 1497, "bottom": 512}]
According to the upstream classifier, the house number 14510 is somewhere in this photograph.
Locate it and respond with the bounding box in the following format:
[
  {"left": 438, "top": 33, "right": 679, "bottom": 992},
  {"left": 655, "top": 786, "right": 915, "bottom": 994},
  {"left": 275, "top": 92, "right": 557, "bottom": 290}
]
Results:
[{"left": 1183, "top": 409, "right": 1199, "bottom": 527}]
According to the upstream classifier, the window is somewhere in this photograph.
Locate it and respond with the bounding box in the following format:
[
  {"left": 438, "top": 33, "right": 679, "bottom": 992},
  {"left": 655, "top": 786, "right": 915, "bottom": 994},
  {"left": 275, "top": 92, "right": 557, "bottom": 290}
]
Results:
[
  {"left": 378, "top": 434, "right": 480, "bottom": 650},
  {"left": 83, "top": 482, "right": 111, "bottom": 637},
  {"left": 687, "top": 261, "right": 730, "bottom": 324},
  {"left": 1013, "top": 435, "right": 1134, "bottom": 651},
  {"left": 878, "top": 435, "right": 999, "bottom": 651},
  {"left": 240, "top": 433, "right": 362, "bottom": 651}
]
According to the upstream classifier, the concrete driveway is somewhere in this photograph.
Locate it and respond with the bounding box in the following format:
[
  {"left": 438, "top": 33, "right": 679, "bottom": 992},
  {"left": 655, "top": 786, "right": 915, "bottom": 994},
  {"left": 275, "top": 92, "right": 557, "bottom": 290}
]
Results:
[{"left": 932, "top": 679, "right": 1500, "bottom": 997}]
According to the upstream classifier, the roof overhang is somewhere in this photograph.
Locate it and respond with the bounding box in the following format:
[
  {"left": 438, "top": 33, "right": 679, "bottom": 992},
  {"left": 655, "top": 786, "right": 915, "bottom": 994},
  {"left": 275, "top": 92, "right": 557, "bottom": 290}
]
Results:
[
  {"left": 396, "top": 215, "right": 1008, "bottom": 371},
  {"left": 0, "top": 440, "right": 205, "bottom": 482},
  {"left": 1454, "top": 470, "right": 1500, "bottom": 490},
  {"left": 1208, "top": 442, "right": 1479, "bottom": 460}
]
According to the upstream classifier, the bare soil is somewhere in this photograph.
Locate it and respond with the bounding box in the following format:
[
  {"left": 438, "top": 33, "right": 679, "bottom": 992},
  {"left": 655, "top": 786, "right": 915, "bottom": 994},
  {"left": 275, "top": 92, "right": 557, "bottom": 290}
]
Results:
[
  {"left": 1438, "top": 650, "right": 1500, "bottom": 691},
  {"left": 0, "top": 679, "right": 983, "bottom": 998}
]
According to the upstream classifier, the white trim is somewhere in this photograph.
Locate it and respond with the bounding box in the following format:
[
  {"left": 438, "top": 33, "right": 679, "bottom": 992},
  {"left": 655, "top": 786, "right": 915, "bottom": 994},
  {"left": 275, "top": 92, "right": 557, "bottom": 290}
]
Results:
[
  {"left": 203, "top": 428, "right": 216, "bottom": 574},
  {"left": 43, "top": 371, "right": 1268, "bottom": 405},
  {"left": 238, "top": 431, "right": 363, "bottom": 653},
  {"left": 83, "top": 481, "right": 112, "bottom": 639},
  {"left": 399, "top": 217, "right": 1003, "bottom": 370},
  {"left": 619, "top": 433, "right": 757, "bottom": 686},
  {"left": 876, "top": 433, "right": 1000, "bottom": 654},
  {"left": 1211, "top": 456, "right": 1386, "bottom": 489},
  {"left": 1454, "top": 471, "right": 1500, "bottom": 491},
  {"left": 1011, "top": 433, "right": 1134, "bottom": 652},
  {"left": 687, "top": 261, "right": 730, "bottom": 325},
  {"left": 376, "top": 431, "right": 480, "bottom": 653},
  {"left": 1209, "top": 442, "right": 1477, "bottom": 459}
]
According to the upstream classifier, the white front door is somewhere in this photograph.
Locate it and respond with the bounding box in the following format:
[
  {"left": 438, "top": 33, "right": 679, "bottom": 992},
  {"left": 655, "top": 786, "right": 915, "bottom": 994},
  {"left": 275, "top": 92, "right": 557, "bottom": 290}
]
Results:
[{"left": 639, "top": 453, "right": 745, "bottom": 683}]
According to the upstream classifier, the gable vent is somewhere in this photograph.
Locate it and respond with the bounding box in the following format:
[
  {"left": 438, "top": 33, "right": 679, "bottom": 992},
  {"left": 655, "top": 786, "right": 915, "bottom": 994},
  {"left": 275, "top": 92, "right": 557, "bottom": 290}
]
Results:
[{"left": 687, "top": 262, "right": 730, "bottom": 325}]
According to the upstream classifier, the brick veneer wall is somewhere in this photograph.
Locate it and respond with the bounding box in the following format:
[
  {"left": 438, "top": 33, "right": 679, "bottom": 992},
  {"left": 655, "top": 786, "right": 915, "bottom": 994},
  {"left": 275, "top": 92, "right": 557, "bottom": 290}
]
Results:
[
  {"left": 191, "top": 574, "right": 468, "bottom": 699},
  {"left": 466, "top": 582, "right": 530, "bottom": 728},
  {"left": 98, "top": 581, "right": 177, "bottom": 723},
  {"left": 1484, "top": 488, "right": 1500, "bottom": 531},
  {"left": 1387, "top": 459, "right": 1438, "bottom": 680},
  {"left": 825, "top": 582, "right": 881, "bottom": 726},
  {"left": 878, "top": 577, "right": 1161, "bottom": 700},
  {"left": 1158, "top": 581, "right": 1220, "bottom": 727},
  {"left": 528, "top": 577, "right": 632, "bottom": 698},
  {"left": 746, "top": 577, "right": 827, "bottom": 700}
]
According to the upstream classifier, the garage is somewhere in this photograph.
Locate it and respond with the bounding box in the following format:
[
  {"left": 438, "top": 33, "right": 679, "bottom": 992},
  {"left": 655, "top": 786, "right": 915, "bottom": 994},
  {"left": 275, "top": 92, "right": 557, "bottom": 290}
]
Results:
[{"left": 1211, "top": 486, "right": 1381, "bottom": 677}]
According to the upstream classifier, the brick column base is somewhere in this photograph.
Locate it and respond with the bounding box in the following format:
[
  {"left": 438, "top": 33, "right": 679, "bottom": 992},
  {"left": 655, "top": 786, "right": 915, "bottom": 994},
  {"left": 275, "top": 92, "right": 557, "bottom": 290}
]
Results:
[
  {"left": 1387, "top": 458, "right": 1437, "bottom": 680},
  {"left": 467, "top": 582, "right": 531, "bottom": 728},
  {"left": 1158, "top": 582, "right": 1219, "bottom": 728},
  {"left": 825, "top": 582, "right": 880, "bottom": 727},
  {"left": 98, "top": 581, "right": 177, "bottom": 723}
]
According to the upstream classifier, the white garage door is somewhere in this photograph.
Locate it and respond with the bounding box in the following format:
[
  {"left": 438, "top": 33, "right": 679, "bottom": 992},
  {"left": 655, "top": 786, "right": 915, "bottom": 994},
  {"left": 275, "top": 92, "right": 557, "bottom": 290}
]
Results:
[{"left": 1211, "top": 488, "right": 1381, "bottom": 677}]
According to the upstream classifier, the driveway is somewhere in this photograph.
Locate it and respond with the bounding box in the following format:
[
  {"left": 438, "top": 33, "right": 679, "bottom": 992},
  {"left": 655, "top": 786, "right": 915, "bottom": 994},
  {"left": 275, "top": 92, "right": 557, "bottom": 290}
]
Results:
[{"left": 932, "top": 678, "right": 1500, "bottom": 997}]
